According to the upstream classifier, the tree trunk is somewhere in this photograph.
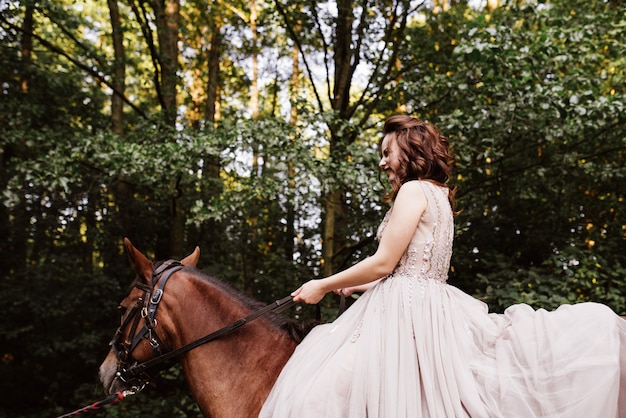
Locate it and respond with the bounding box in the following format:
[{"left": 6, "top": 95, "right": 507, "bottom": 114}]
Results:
[
  {"left": 285, "top": 39, "right": 300, "bottom": 263},
  {"left": 20, "top": 4, "right": 33, "bottom": 93},
  {"left": 322, "top": 0, "right": 356, "bottom": 275},
  {"left": 250, "top": 0, "right": 259, "bottom": 120},
  {"left": 153, "top": 0, "right": 180, "bottom": 126},
  {"left": 153, "top": 0, "right": 184, "bottom": 257},
  {"left": 241, "top": 0, "right": 262, "bottom": 292},
  {"left": 199, "top": 13, "right": 223, "bottom": 264},
  {"left": 206, "top": 19, "right": 222, "bottom": 126},
  {"left": 322, "top": 190, "right": 344, "bottom": 277},
  {"left": 108, "top": 0, "right": 125, "bottom": 135},
  {"left": 17, "top": 3, "right": 35, "bottom": 263},
  {"left": 332, "top": 0, "right": 355, "bottom": 115},
  {"left": 3, "top": 3, "right": 35, "bottom": 274}
]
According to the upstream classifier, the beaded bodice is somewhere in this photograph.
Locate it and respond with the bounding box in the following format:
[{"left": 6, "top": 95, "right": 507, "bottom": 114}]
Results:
[{"left": 377, "top": 181, "right": 454, "bottom": 283}]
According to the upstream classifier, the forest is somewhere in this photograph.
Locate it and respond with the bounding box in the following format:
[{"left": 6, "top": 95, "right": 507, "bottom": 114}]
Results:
[{"left": 0, "top": 0, "right": 624, "bottom": 416}]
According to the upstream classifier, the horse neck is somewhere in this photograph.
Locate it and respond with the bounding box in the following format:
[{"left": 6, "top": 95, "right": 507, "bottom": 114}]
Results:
[{"left": 163, "top": 272, "right": 297, "bottom": 417}]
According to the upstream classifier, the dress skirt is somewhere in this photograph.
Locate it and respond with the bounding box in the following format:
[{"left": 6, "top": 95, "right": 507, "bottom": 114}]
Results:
[{"left": 260, "top": 274, "right": 626, "bottom": 417}]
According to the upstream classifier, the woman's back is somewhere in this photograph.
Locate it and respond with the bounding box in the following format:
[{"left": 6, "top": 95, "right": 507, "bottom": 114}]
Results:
[{"left": 380, "top": 180, "right": 454, "bottom": 283}]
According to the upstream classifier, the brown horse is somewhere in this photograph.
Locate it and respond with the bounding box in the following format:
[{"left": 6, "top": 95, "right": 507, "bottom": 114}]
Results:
[{"left": 99, "top": 238, "right": 309, "bottom": 417}]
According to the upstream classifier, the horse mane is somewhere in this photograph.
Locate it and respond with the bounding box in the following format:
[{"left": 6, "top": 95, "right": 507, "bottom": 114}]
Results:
[{"left": 175, "top": 264, "right": 318, "bottom": 344}]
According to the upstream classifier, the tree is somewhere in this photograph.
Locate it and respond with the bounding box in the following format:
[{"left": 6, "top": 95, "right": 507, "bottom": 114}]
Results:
[{"left": 276, "top": 0, "right": 428, "bottom": 279}]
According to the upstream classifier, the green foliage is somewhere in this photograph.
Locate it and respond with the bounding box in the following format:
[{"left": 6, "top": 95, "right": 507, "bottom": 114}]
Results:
[{"left": 0, "top": 265, "right": 121, "bottom": 416}]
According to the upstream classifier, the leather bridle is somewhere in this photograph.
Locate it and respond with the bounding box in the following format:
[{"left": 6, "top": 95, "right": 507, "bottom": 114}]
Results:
[
  {"left": 109, "top": 260, "right": 184, "bottom": 387},
  {"left": 108, "top": 260, "right": 296, "bottom": 388}
]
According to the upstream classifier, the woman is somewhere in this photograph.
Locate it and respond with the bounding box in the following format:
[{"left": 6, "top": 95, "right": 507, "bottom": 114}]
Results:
[{"left": 260, "top": 115, "right": 626, "bottom": 417}]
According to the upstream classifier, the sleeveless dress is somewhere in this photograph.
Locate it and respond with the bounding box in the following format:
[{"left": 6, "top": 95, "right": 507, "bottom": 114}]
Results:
[{"left": 260, "top": 180, "right": 626, "bottom": 417}]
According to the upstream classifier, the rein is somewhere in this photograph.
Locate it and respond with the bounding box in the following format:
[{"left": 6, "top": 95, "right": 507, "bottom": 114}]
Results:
[
  {"left": 125, "top": 294, "right": 296, "bottom": 379},
  {"left": 55, "top": 389, "right": 137, "bottom": 418}
]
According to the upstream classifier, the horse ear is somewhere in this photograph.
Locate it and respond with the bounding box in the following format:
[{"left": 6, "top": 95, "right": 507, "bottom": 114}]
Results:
[
  {"left": 181, "top": 246, "right": 200, "bottom": 267},
  {"left": 123, "top": 237, "right": 153, "bottom": 283}
]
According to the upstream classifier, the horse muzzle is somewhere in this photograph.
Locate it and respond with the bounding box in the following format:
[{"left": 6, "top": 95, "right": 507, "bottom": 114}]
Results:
[{"left": 99, "top": 353, "right": 124, "bottom": 395}]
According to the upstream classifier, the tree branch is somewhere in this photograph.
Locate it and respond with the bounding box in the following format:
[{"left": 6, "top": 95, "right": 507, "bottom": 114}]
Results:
[
  {"left": 274, "top": 0, "right": 326, "bottom": 113},
  {"left": 0, "top": 11, "right": 149, "bottom": 120}
]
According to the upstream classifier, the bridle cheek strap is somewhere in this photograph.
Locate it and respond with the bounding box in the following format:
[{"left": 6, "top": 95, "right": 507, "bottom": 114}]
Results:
[{"left": 111, "top": 261, "right": 184, "bottom": 375}]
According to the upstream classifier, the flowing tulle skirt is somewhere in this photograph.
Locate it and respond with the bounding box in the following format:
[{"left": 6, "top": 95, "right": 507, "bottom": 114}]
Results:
[{"left": 260, "top": 275, "right": 626, "bottom": 417}]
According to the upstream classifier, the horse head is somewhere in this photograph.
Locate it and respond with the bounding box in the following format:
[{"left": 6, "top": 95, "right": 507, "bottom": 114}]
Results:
[
  {"left": 99, "top": 238, "right": 312, "bottom": 417},
  {"left": 99, "top": 238, "right": 199, "bottom": 395}
]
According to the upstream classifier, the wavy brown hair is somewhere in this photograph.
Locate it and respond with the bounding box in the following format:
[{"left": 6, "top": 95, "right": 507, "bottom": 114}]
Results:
[{"left": 380, "top": 115, "right": 456, "bottom": 210}]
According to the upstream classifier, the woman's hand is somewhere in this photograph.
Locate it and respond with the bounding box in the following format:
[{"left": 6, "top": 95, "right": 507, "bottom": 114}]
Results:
[
  {"left": 333, "top": 279, "right": 382, "bottom": 297},
  {"left": 334, "top": 287, "right": 356, "bottom": 297},
  {"left": 291, "top": 279, "right": 328, "bottom": 304}
]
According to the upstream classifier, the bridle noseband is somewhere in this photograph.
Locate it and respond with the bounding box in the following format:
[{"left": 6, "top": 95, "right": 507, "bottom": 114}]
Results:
[{"left": 109, "top": 260, "right": 183, "bottom": 387}]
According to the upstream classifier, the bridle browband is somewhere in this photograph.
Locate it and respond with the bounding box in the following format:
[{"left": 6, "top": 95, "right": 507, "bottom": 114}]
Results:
[{"left": 109, "top": 260, "right": 296, "bottom": 388}]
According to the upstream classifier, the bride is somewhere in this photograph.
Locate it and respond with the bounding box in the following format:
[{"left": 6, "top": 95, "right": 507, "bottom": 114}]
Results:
[{"left": 259, "top": 114, "right": 626, "bottom": 417}]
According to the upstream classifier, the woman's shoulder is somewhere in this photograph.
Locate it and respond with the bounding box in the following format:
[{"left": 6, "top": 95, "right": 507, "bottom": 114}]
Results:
[
  {"left": 397, "top": 180, "right": 449, "bottom": 208},
  {"left": 403, "top": 179, "right": 448, "bottom": 193},
  {"left": 398, "top": 179, "right": 425, "bottom": 193},
  {"left": 395, "top": 180, "right": 428, "bottom": 207},
  {"left": 399, "top": 179, "right": 436, "bottom": 193}
]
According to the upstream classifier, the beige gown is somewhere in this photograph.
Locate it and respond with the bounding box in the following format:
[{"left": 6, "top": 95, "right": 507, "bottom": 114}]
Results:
[{"left": 260, "top": 180, "right": 626, "bottom": 417}]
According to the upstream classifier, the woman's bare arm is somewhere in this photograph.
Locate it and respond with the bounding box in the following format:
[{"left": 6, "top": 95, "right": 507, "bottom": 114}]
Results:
[{"left": 292, "top": 181, "right": 427, "bottom": 304}]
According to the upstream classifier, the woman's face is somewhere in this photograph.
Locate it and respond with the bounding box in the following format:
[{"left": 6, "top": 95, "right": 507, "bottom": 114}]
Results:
[{"left": 379, "top": 134, "right": 402, "bottom": 184}]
